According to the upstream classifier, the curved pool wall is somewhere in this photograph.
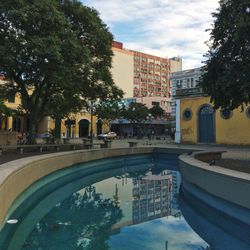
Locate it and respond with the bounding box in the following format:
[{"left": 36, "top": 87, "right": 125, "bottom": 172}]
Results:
[
  {"left": 0, "top": 147, "right": 186, "bottom": 230},
  {"left": 179, "top": 151, "right": 250, "bottom": 226},
  {"left": 179, "top": 193, "right": 250, "bottom": 249}
]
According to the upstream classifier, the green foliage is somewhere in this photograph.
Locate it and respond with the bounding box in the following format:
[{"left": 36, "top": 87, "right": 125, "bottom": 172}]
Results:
[
  {"left": 0, "top": 85, "right": 12, "bottom": 116},
  {"left": 26, "top": 187, "right": 123, "bottom": 249},
  {"left": 95, "top": 101, "right": 123, "bottom": 129},
  {"left": 61, "top": 0, "right": 123, "bottom": 102},
  {"left": 122, "top": 102, "right": 149, "bottom": 124},
  {"left": 149, "top": 105, "right": 164, "bottom": 117},
  {"left": 199, "top": 0, "right": 250, "bottom": 110},
  {"left": 0, "top": 0, "right": 123, "bottom": 141}
]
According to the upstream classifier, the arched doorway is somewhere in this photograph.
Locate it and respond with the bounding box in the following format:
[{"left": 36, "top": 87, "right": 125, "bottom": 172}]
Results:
[
  {"left": 198, "top": 105, "right": 215, "bottom": 143},
  {"left": 12, "top": 118, "right": 17, "bottom": 131},
  {"left": 96, "top": 119, "right": 102, "bottom": 135},
  {"left": 79, "top": 119, "right": 89, "bottom": 137}
]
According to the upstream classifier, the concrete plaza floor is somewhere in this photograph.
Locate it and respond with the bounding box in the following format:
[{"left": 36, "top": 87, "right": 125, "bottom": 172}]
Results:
[
  {"left": 111, "top": 138, "right": 250, "bottom": 160},
  {"left": 0, "top": 138, "right": 249, "bottom": 166}
]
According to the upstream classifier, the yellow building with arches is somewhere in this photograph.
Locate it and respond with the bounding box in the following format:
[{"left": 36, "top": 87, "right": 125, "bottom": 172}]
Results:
[{"left": 0, "top": 77, "right": 108, "bottom": 144}]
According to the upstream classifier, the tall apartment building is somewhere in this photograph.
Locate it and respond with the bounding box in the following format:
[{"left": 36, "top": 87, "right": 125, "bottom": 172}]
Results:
[{"left": 111, "top": 41, "right": 182, "bottom": 114}]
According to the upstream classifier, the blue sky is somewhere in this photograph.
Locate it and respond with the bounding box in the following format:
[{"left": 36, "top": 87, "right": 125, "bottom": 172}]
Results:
[
  {"left": 108, "top": 217, "right": 209, "bottom": 250},
  {"left": 82, "top": 0, "right": 219, "bottom": 70}
]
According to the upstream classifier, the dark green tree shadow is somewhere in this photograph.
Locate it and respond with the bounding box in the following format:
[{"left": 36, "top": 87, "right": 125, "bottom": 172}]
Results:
[{"left": 23, "top": 187, "right": 123, "bottom": 250}]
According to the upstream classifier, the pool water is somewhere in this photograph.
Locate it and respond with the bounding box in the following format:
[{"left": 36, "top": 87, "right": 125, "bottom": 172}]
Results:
[{"left": 1, "top": 154, "right": 249, "bottom": 250}]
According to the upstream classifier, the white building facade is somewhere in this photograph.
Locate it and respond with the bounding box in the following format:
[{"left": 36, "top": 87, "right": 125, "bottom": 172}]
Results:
[
  {"left": 170, "top": 67, "right": 202, "bottom": 143},
  {"left": 170, "top": 67, "right": 202, "bottom": 119}
]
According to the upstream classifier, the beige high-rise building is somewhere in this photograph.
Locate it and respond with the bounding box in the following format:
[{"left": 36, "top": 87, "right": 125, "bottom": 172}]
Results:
[{"left": 111, "top": 41, "right": 182, "bottom": 114}]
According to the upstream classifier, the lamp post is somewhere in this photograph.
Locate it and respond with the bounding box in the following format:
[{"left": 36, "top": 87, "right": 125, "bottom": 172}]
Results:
[
  {"left": 71, "top": 115, "right": 76, "bottom": 138},
  {"left": 146, "top": 113, "right": 153, "bottom": 140},
  {"left": 131, "top": 107, "right": 137, "bottom": 137},
  {"left": 118, "top": 118, "right": 123, "bottom": 138},
  {"left": 90, "top": 105, "right": 93, "bottom": 143},
  {"left": 90, "top": 101, "right": 96, "bottom": 144}
]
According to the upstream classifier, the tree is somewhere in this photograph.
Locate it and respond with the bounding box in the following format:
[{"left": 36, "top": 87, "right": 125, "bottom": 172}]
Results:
[
  {"left": 47, "top": 87, "right": 84, "bottom": 139},
  {"left": 61, "top": 1, "right": 123, "bottom": 102},
  {"left": 96, "top": 101, "right": 123, "bottom": 131},
  {"left": 0, "top": 0, "right": 123, "bottom": 143},
  {"left": 122, "top": 102, "right": 149, "bottom": 137},
  {"left": 123, "top": 102, "right": 149, "bottom": 124},
  {"left": 0, "top": 85, "right": 12, "bottom": 116},
  {"left": 0, "top": 0, "right": 85, "bottom": 142},
  {"left": 149, "top": 105, "right": 164, "bottom": 118},
  {"left": 0, "top": 101, "right": 10, "bottom": 117},
  {"left": 199, "top": 0, "right": 250, "bottom": 110},
  {"left": 61, "top": 1, "right": 123, "bottom": 140}
]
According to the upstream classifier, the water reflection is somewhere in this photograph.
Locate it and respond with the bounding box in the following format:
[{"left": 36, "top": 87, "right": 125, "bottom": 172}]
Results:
[
  {"left": 132, "top": 174, "right": 173, "bottom": 224},
  {"left": 0, "top": 157, "right": 209, "bottom": 250},
  {"left": 26, "top": 186, "right": 123, "bottom": 250}
]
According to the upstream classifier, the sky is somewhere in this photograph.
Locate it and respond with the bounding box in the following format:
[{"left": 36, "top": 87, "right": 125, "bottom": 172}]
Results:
[
  {"left": 109, "top": 217, "right": 209, "bottom": 250},
  {"left": 82, "top": 0, "right": 219, "bottom": 70}
]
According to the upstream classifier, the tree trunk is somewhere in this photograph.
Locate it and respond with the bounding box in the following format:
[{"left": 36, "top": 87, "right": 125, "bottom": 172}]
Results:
[
  {"left": 27, "top": 115, "right": 38, "bottom": 144},
  {"left": 55, "top": 117, "right": 61, "bottom": 139}
]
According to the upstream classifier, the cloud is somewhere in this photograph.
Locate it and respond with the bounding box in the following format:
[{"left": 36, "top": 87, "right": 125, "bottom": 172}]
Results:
[
  {"left": 108, "top": 216, "right": 209, "bottom": 250},
  {"left": 82, "top": 0, "right": 219, "bottom": 70}
]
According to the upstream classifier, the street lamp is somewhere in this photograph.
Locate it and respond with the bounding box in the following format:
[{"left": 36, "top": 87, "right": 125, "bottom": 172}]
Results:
[
  {"left": 118, "top": 118, "right": 123, "bottom": 138},
  {"left": 90, "top": 101, "right": 96, "bottom": 144},
  {"left": 146, "top": 113, "right": 154, "bottom": 139}
]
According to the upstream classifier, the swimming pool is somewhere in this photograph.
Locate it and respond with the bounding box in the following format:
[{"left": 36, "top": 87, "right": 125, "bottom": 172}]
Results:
[{"left": 0, "top": 153, "right": 249, "bottom": 249}]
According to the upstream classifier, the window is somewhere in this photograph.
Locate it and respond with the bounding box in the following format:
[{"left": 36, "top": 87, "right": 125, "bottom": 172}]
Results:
[
  {"left": 177, "top": 80, "right": 182, "bottom": 88},
  {"left": 152, "top": 101, "right": 160, "bottom": 106},
  {"left": 182, "top": 108, "right": 192, "bottom": 121},
  {"left": 220, "top": 108, "right": 233, "bottom": 119}
]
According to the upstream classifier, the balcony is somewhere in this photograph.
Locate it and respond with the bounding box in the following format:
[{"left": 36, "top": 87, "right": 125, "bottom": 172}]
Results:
[{"left": 175, "top": 87, "right": 203, "bottom": 97}]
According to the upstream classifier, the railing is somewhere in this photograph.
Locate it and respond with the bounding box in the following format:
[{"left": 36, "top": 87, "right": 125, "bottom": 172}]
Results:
[{"left": 175, "top": 87, "right": 203, "bottom": 97}]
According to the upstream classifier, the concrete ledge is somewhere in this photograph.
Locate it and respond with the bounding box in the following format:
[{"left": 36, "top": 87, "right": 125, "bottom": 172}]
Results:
[
  {"left": 179, "top": 151, "right": 250, "bottom": 212},
  {"left": 194, "top": 150, "right": 226, "bottom": 162}
]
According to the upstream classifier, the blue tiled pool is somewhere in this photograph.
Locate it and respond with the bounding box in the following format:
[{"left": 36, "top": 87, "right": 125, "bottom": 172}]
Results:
[{"left": 0, "top": 154, "right": 249, "bottom": 249}]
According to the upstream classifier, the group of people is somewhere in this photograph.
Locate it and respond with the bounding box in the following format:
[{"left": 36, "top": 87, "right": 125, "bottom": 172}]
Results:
[{"left": 17, "top": 132, "right": 28, "bottom": 144}]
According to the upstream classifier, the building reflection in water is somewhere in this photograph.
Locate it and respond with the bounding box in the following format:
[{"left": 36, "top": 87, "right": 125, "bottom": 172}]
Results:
[
  {"left": 131, "top": 170, "right": 181, "bottom": 224},
  {"left": 111, "top": 168, "right": 182, "bottom": 227},
  {"left": 132, "top": 173, "right": 172, "bottom": 224}
]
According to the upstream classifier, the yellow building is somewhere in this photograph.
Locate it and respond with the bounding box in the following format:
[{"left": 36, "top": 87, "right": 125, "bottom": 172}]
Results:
[
  {"left": 51, "top": 112, "right": 107, "bottom": 139},
  {"left": 0, "top": 77, "right": 108, "bottom": 144},
  {"left": 177, "top": 91, "right": 250, "bottom": 145}
]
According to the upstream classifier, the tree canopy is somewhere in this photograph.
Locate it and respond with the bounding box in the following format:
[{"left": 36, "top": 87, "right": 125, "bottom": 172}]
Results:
[
  {"left": 0, "top": 0, "right": 123, "bottom": 141},
  {"left": 96, "top": 101, "right": 123, "bottom": 130},
  {"left": 122, "top": 102, "right": 149, "bottom": 124},
  {"left": 199, "top": 0, "right": 250, "bottom": 110},
  {"left": 61, "top": 0, "right": 123, "bottom": 103},
  {"left": 149, "top": 105, "right": 164, "bottom": 118},
  {"left": 0, "top": 85, "right": 11, "bottom": 116}
]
